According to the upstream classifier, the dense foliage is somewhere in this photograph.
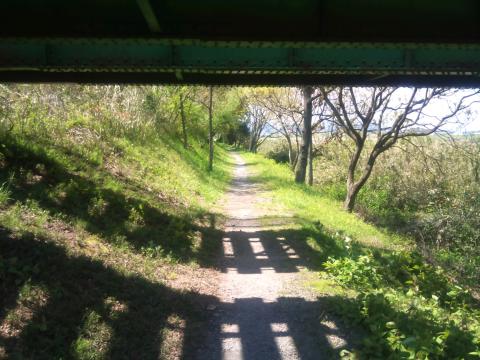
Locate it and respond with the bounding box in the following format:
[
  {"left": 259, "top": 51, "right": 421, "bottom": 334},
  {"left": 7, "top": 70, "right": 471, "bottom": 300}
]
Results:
[
  {"left": 325, "top": 252, "right": 480, "bottom": 359},
  {"left": 310, "top": 136, "right": 480, "bottom": 287}
]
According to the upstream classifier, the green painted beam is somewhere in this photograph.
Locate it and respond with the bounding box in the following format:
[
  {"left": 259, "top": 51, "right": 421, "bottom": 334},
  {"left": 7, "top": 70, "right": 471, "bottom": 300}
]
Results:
[{"left": 1, "top": 38, "right": 480, "bottom": 86}]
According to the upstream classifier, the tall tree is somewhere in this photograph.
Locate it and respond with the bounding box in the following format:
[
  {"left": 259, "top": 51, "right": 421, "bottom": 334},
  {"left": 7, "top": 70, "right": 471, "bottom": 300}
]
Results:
[
  {"left": 294, "top": 86, "right": 326, "bottom": 184},
  {"left": 246, "top": 105, "right": 270, "bottom": 153},
  {"left": 295, "top": 86, "right": 314, "bottom": 183},
  {"left": 306, "top": 97, "right": 330, "bottom": 186},
  {"left": 258, "top": 88, "right": 303, "bottom": 169},
  {"left": 179, "top": 91, "right": 188, "bottom": 148},
  {"left": 307, "top": 140, "right": 314, "bottom": 186},
  {"left": 321, "top": 87, "right": 480, "bottom": 212},
  {"left": 208, "top": 86, "right": 214, "bottom": 171}
]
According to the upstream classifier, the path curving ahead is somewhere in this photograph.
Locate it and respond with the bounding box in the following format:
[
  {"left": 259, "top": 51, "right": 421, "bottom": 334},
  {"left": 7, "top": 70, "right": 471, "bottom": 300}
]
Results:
[{"left": 196, "top": 153, "right": 350, "bottom": 360}]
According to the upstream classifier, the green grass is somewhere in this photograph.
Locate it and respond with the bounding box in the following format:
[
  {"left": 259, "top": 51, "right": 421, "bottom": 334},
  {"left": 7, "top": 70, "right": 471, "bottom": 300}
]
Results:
[
  {"left": 240, "top": 151, "right": 480, "bottom": 359},
  {"left": 0, "top": 133, "right": 232, "bottom": 262},
  {"left": 0, "top": 129, "right": 232, "bottom": 358},
  {"left": 0, "top": 183, "right": 10, "bottom": 206},
  {"left": 2, "top": 123, "right": 479, "bottom": 359},
  {"left": 242, "top": 152, "right": 409, "bottom": 251}
]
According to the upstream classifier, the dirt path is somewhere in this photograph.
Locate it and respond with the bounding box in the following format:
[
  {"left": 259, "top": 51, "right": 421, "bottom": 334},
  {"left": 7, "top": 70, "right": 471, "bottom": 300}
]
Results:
[{"left": 196, "top": 153, "right": 349, "bottom": 360}]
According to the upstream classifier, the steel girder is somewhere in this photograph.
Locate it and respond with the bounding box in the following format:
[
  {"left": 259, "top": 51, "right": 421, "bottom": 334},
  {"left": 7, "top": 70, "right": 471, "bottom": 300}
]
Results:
[{"left": 1, "top": 39, "right": 480, "bottom": 86}]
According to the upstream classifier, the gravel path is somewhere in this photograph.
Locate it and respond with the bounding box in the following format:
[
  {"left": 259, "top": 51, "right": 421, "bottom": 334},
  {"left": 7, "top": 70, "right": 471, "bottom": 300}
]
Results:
[{"left": 196, "top": 153, "right": 349, "bottom": 360}]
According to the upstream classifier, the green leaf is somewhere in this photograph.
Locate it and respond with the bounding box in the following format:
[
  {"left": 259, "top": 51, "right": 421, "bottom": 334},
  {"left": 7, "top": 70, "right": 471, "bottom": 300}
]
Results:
[{"left": 385, "top": 321, "right": 396, "bottom": 329}]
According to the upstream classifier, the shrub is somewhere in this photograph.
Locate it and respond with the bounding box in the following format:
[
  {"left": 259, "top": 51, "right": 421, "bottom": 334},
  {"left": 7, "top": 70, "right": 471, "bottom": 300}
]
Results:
[
  {"left": 263, "top": 141, "right": 292, "bottom": 164},
  {"left": 325, "top": 252, "right": 480, "bottom": 359},
  {"left": 314, "top": 137, "right": 480, "bottom": 287}
]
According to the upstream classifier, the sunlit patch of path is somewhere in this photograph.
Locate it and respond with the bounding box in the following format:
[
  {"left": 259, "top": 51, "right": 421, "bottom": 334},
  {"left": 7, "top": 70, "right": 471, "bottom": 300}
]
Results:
[{"left": 196, "top": 153, "right": 349, "bottom": 360}]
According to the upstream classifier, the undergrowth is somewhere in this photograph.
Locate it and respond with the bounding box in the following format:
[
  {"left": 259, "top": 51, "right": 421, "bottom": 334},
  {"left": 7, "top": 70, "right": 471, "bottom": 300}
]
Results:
[
  {"left": 0, "top": 85, "right": 233, "bottom": 358},
  {"left": 241, "top": 151, "right": 480, "bottom": 359},
  {"left": 0, "top": 134, "right": 231, "bottom": 264},
  {"left": 313, "top": 136, "right": 480, "bottom": 288}
]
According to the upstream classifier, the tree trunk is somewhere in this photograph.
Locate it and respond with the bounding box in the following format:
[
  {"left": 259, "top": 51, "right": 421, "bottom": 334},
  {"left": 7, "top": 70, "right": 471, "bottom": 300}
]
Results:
[
  {"left": 286, "top": 135, "right": 294, "bottom": 169},
  {"left": 294, "top": 86, "right": 313, "bottom": 183},
  {"left": 344, "top": 151, "right": 377, "bottom": 212},
  {"left": 344, "top": 183, "right": 360, "bottom": 212},
  {"left": 179, "top": 95, "right": 188, "bottom": 149},
  {"left": 248, "top": 133, "right": 257, "bottom": 153},
  {"left": 292, "top": 151, "right": 299, "bottom": 171},
  {"left": 292, "top": 131, "right": 300, "bottom": 170},
  {"left": 208, "top": 86, "right": 214, "bottom": 172},
  {"left": 307, "top": 139, "right": 313, "bottom": 186}
]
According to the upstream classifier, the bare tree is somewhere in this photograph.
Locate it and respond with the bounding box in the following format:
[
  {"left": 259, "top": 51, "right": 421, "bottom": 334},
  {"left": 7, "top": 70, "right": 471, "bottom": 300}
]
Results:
[
  {"left": 307, "top": 96, "right": 332, "bottom": 186},
  {"left": 261, "top": 87, "right": 326, "bottom": 182},
  {"left": 320, "top": 87, "right": 480, "bottom": 212},
  {"left": 294, "top": 87, "right": 314, "bottom": 183},
  {"left": 295, "top": 86, "right": 323, "bottom": 184},
  {"left": 259, "top": 88, "right": 303, "bottom": 169},
  {"left": 246, "top": 104, "right": 271, "bottom": 153}
]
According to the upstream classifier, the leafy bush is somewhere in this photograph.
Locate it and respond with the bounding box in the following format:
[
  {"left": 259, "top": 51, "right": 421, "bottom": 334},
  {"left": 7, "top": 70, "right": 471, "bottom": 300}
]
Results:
[
  {"left": 314, "top": 136, "right": 480, "bottom": 288},
  {"left": 320, "top": 183, "right": 346, "bottom": 201},
  {"left": 0, "top": 182, "right": 11, "bottom": 207},
  {"left": 325, "top": 252, "right": 480, "bottom": 359},
  {"left": 264, "top": 142, "right": 292, "bottom": 164},
  {"left": 324, "top": 254, "right": 382, "bottom": 290}
]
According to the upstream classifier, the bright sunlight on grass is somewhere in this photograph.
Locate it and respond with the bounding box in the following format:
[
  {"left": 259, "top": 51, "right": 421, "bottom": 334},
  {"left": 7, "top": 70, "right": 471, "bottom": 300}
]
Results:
[
  {"left": 242, "top": 152, "right": 409, "bottom": 251},
  {"left": 239, "top": 151, "right": 480, "bottom": 359}
]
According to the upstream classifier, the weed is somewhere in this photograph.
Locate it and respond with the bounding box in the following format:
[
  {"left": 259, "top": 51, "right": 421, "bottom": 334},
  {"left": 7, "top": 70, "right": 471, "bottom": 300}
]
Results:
[
  {"left": 240, "top": 151, "right": 480, "bottom": 359},
  {"left": 0, "top": 181, "right": 12, "bottom": 207},
  {"left": 0, "top": 107, "right": 231, "bottom": 358}
]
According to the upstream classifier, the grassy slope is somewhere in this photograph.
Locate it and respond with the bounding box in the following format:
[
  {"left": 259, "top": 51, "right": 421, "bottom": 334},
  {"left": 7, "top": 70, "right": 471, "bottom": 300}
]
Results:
[
  {"left": 0, "top": 132, "right": 232, "bottom": 359},
  {"left": 242, "top": 152, "right": 408, "bottom": 250},
  {"left": 241, "top": 152, "right": 480, "bottom": 359}
]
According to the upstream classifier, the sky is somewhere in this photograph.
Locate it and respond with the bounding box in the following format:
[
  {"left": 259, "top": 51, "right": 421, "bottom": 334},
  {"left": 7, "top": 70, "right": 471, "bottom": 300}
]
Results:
[
  {"left": 427, "top": 90, "right": 480, "bottom": 134},
  {"left": 348, "top": 87, "right": 480, "bottom": 135}
]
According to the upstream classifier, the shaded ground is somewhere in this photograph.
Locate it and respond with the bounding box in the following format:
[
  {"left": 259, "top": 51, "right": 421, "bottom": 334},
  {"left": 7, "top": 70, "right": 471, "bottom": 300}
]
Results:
[
  {"left": 0, "top": 151, "right": 357, "bottom": 359},
  {"left": 196, "top": 153, "right": 352, "bottom": 360},
  {"left": 0, "top": 228, "right": 217, "bottom": 359}
]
